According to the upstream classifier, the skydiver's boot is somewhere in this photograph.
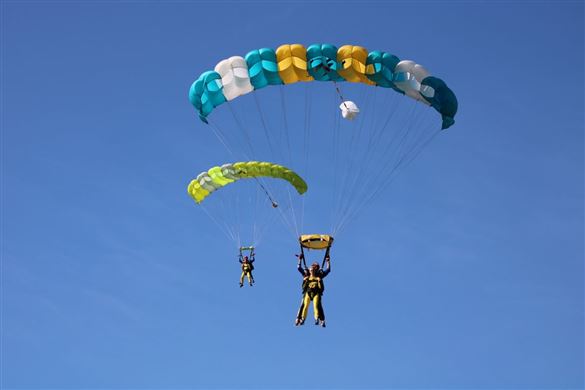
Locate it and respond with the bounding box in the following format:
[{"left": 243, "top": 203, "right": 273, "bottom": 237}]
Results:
[
  {"left": 320, "top": 320, "right": 326, "bottom": 328},
  {"left": 239, "top": 282, "right": 243, "bottom": 288},
  {"left": 314, "top": 318, "right": 320, "bottom": 325}
]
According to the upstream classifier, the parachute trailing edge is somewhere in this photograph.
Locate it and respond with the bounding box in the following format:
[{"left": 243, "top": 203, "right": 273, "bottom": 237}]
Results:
[
  {"left": 189, "top": 43, "right": 458, "bottom": 129},
  {"left": 187, "top": 161, "right": 308, "bottom": 204}
]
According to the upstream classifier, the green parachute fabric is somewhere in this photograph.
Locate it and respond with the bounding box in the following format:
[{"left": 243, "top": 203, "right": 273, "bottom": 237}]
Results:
[{"left": 187, "top": 161, "right": 308, "bottom": 204}]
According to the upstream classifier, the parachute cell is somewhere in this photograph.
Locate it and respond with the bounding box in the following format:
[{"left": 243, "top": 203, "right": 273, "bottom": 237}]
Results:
[
  {"left": 215, "top": 56, "right": 254, "bottom": 101},
  {"left": 337, "top": 45, "right": 375, "bottom": 85},
  {"left": 276, "top": 44, "right": 313, "bottom": 84},
  {"left": 393, "top": 60, "right": 431, "bottom": 103},
  {"left": 366, "top": 50, "right": 402, "bottom": 92},
  {"left": 245, "top": 48, "right": 282, "bottom": 89},
  {"left": 306, "top": 43, "right": 344, "bottom": 81}
]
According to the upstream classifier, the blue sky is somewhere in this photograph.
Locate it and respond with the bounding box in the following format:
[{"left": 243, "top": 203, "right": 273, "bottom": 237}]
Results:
[{"left": 2, "top": 1, "right": 583, "bottom": 389}]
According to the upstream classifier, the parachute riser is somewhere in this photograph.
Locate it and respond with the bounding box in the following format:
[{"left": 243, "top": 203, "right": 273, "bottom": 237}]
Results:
[{"left": 298, "top": 244, "right": 332, "bottom": 270}]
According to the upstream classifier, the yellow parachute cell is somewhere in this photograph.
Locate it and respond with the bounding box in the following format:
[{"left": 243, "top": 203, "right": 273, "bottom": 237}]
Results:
[
  {"left": 337, "top": 45, "right": 375, "bottom": 85},
  {"left": 276, "top": 44, "right": 313, "bottom": 84}
]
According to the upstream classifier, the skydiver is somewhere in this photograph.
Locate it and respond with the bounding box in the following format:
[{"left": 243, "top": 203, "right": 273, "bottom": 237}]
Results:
[
  {"left": 239, "top": 254, "right": 255, "bottom": 287},
  {"left": 294, "top": 254, "right": 331, "bottom": 327}
]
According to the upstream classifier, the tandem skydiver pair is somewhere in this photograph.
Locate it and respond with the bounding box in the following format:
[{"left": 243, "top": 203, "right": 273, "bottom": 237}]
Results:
[{"left": 294, "top": 234, "right": 333, "bottom": 328}]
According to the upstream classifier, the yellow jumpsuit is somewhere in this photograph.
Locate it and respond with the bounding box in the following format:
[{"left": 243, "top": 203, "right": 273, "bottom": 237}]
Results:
[
  {"left": 300, "top": 276, "right": 323, "bottom": 321},
  {"left": 239, "top": 262, "right": 254, "bottom": 286}
]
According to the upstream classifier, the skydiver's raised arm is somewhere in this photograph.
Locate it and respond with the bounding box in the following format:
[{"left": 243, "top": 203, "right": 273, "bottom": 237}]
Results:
[
  {"left": 296, "top": 254, "right": 306, "bottom": 275},
  {"left": 321, "top": 256, "right": 331, "bottom": 278}
]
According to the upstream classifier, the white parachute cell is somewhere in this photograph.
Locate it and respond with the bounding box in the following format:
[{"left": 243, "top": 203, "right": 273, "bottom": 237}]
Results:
[
  {"left": 393, "top": 60, "right": 431, "bottom": 104},
  {"left": 215, "top": 56, "right": 254, "bottom": 101},
  {"left": 197, "top": 172, "right": 219, "bottom": 192},
  {"left": 340, "top": 100, "right": 360, "bottom": 120},
  {"left": 220, "top": 163, "right": 239, "bottom": 180}
]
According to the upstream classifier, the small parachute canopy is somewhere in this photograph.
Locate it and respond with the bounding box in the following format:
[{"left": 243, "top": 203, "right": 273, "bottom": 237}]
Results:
[
  {"left": 188, "top": 161, "right": 308, "bottom": 204},
  {"left": 340, "top": 101, "right": 360, "bottom": 120}
]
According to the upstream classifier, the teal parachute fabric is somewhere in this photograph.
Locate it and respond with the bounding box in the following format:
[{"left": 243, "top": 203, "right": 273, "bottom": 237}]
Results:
[
  {"left": 365, "top": 50, "right": 402, "bottom": 92},
  {"left": 189, "top": 70, "right": 226, "bottom": 123},
  {"left": 306, "top": 43, "right": 344, "bottom": 81},
  {"left": 245, "top": 48, "right": 283, "bottom": 89}
]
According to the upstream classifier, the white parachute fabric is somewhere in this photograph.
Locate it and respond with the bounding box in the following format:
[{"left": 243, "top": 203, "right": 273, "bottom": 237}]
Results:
[
  {"left": 220, "top": 163, "right": 239, "bottom": 180},
  {"left": 197, "top": 172, "right": 220, "bottom": 193},
  {"left": 393, "top": 60, "right": 431, "bottom": 104},
  {"left": 340, "top": 100, "right": 360, "bottom": 120},
  {"left": 215, "top": 56, "right": 254, "bottom": 101}
]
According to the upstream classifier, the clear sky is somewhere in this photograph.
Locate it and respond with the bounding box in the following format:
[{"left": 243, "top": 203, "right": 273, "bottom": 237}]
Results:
[{"left": 2, "top": 1, "right": 583, "bottom": 389}]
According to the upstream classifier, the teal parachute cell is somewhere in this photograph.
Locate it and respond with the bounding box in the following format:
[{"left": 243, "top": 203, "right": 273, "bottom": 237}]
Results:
[
  {"left": 420, "top": 76, "right": 458, "bottom": 130},
  {"left": 189, "top": 70, "right": 226, "bottom": 123},
  {"left": 366, "top": 50, "right": 402, "bottom": 92},
  {"left": 306, "top": 43, "right": 344, "bottom": 81},
  {"left": 245, "top": 48, "right": 283, "bottom": 89}
]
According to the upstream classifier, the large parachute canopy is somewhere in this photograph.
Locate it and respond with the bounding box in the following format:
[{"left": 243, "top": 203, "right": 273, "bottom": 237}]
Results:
[{"left": 189, "top": 43, "right": 457, "bottom": 129}]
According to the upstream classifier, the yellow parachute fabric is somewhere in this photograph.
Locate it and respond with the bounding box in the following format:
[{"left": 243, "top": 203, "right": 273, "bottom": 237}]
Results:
[
  {"left": 300, "top": 234, "right": 334, "bottom": 250},
  {"left": 276, "top": 44, "right": 313, "bottom": 84},
  {"left": 187, "top": 161, "right": 308, "bottom": 204},
  {"left": 337, "top": 45, "right": 375, "bottom": 85}
]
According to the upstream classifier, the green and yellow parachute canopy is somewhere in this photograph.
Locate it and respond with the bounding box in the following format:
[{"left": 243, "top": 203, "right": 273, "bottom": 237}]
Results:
[{"left": 187, "top": 161, "right": 307, "bottom": 204}]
